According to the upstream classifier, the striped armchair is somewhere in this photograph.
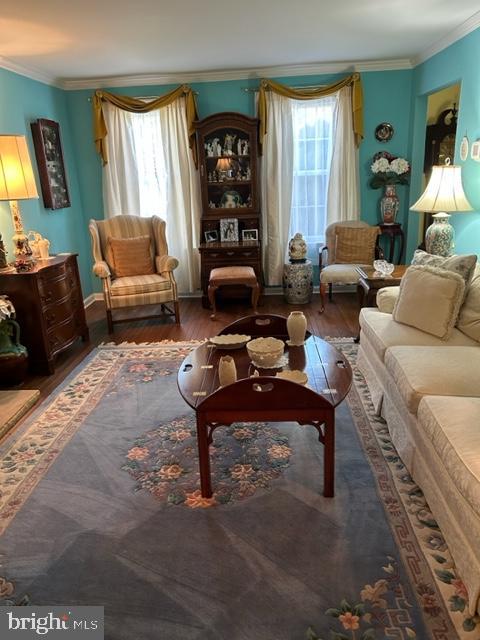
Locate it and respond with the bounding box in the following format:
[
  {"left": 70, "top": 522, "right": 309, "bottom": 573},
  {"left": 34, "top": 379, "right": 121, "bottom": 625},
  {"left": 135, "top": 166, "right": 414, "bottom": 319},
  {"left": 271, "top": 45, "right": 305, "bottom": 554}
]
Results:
[{"left": 89, "top": 215, "right": 180, "bottom": 332}]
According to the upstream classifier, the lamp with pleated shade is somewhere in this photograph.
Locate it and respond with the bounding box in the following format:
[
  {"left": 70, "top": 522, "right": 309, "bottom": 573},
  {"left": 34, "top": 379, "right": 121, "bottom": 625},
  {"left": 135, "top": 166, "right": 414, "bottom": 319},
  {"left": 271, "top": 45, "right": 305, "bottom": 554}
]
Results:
[
  {"left": 0, "top": 135, "right": 38, "bottom": 271},
  {"left": 410, "top": 160, "right": 473, "bottom": 256}
]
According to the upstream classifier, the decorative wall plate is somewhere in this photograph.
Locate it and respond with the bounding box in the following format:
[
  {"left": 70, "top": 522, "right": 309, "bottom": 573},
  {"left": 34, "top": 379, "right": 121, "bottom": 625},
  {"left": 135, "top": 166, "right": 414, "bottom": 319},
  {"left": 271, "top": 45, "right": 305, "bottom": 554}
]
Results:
[
  {"left": 460, "top": 135, "right": 469, "bottom": 161},
  {"left": 375, "top": 122, "right": 394, "bottom": 142},
  {"left": 471, "top": 139, "right": 480, "bottom": 162}
]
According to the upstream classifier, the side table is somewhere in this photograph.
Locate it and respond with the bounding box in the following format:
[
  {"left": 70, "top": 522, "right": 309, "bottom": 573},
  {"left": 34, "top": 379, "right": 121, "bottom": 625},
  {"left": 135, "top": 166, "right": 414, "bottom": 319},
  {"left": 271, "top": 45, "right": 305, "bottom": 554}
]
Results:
[
  {"left": 282, "top": 260, "right": 313, "bottom": 304},
  {"left": 379, "top": 223, "right": 405, "bottom": 264},
  {"left": 356, "top": 264, "right": 408, "bottom": 309}
]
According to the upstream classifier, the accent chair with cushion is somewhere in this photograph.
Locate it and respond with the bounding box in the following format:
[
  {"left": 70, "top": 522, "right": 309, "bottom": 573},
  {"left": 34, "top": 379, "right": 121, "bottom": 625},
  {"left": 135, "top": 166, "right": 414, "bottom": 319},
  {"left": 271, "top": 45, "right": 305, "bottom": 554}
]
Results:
[
  {"left": 319, "top": 220, "right": 382, "bottom": 312},
  {"left": 89, "top": 215, "right": 180, "bottom": 332}
]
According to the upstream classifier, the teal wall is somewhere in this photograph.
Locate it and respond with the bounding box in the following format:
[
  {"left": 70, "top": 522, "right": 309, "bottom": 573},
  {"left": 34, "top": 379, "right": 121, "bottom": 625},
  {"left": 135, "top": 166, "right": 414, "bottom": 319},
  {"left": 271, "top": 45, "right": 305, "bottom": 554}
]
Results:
[
  {"left": 408, "top": 28, "right": 480, "bottom": 259},
  {"left": 0, "top": 68, "right": 92, "bottom": 295},
  {"left": 2, "top": 25, "right": 479, "bottom": 299},
  {"left": 65, "top": 69, "right": 413, "bottom": 291}
]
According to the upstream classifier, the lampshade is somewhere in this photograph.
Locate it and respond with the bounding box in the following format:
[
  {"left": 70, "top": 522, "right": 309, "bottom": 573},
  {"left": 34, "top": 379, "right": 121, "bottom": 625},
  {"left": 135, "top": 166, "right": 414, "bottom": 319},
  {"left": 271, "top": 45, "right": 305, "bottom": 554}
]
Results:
[
  {"left": 215, "top": 158, "right": 231, "bottom": 172},
  {"left": 0, "top": 135, "right": 38, "bottom": 201},
  {"left": 410, "top": 164, "right": 472, "bottom": 213}
]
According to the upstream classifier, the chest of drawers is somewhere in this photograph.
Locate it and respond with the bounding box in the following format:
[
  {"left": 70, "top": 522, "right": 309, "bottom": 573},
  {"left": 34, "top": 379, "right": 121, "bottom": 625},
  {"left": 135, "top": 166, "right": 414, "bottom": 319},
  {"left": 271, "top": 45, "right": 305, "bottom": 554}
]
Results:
[{"left": 0, "top": 254, "right": 89, "bottom": 374}]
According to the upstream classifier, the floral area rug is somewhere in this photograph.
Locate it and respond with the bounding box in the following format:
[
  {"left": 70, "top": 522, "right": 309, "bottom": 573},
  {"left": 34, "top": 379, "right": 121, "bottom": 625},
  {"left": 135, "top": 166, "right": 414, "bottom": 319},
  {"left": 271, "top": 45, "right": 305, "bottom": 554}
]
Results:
[{"left": 0, "top": 340, "right": 474, "bottom": 640}]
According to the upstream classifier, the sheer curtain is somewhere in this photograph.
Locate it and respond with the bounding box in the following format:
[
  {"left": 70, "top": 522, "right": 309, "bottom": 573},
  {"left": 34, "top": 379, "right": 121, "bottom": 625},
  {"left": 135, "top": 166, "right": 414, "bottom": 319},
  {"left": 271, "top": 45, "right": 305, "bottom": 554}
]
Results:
[
  {"left": 260, "top": 92, "right": 294, "bottom": 286},
  {"left": 102, "top": 98, "right": 200, "bottom": 293},
  {"left": 290, "top": 96, "right": 336, "bottom": 245},
  {"left": 326, "top": 85, "right": 360, "bottom": 225}
]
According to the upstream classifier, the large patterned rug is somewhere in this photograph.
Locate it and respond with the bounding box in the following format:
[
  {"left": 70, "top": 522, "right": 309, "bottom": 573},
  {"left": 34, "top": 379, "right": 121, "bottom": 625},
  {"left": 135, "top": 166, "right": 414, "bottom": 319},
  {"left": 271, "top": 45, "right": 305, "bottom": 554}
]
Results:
[{"left": 0, "top": 341, "right": 476, "bottom": 639}]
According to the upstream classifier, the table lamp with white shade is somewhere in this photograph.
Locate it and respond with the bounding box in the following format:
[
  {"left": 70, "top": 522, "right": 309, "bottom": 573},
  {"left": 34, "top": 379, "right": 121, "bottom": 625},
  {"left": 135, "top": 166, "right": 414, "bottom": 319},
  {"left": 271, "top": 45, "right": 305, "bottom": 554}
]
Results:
[
  {"left": 0, "top": 135, "right": 39, "bottom": 271},
  {"left": 410, "top": 159, "right": 473, "bottom": 256}
]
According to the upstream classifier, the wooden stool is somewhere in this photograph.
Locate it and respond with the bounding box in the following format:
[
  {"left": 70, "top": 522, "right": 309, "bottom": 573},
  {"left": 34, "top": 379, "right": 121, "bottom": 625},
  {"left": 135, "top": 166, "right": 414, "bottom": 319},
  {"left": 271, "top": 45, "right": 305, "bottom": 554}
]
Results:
[{"left": 208, "top": 266, "right": 260, "bottom": 319}]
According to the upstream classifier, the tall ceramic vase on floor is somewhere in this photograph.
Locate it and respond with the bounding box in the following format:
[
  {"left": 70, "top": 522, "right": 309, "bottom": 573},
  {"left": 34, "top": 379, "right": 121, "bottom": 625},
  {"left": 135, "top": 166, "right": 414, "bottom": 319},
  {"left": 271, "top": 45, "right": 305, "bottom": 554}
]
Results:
[
  {"left": 287, "top": 311, "right": 307, "bottom": 346},
  {"left": 381, "top": 184, "right": 400, "bottom": 224}
]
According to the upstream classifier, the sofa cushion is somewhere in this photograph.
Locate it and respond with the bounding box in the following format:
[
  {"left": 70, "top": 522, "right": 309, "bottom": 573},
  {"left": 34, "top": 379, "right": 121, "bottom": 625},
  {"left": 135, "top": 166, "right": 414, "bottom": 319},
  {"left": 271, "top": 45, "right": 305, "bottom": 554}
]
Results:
[
  {"left": 418, "top": 396, "right": 480, "bottom": 519},
  {"left": 393, "top": 265, "right": 465, "bottom": 339},
  {"left": 457, "top": 264, "right": 480, "bottom": 343},
  {"left": 385, "top": 346, "right": 480, "bottom": 414},
  {"left": 107, "top": 235, "right": 155, "bottom": 278},
  {"left": 359, "top": 308, "right": 477, "bottom": 361},
  {"left": 377, "top": 286, "right": 399, "bottom": 313},
  {"left": 110, "top": 274, "right": 171, "bottom": 297},
  {"left": 334, "top": 226, "right": 379, "bottom": 264},
  {"left": 411, "top": 249, "right": 477, "bottom": 288}
]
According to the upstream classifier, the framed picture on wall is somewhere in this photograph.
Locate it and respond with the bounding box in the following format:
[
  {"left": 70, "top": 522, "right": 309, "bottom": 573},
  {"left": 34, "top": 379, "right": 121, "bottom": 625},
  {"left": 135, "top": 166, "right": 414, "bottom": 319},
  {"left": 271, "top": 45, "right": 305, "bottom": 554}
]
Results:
[{"left": 31, "top": 118, "right": 71, "bottom": 210}]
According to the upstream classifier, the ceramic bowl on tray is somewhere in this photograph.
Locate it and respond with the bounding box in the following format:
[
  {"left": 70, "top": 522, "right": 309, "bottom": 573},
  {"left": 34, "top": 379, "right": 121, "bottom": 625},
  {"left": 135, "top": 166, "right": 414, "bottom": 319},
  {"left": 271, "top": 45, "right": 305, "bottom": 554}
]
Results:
[
  {"left": 246, "top": 337, "right": 284, "bottom": 368},
  {"left": 373, "top": 259, "right": 395, "bottom": 277},
  {"left": 209, "top": 334, "right": 251, "bottom": 349},
  {"left": 276, "top": 370, "right": 308, "bottom": 385}
]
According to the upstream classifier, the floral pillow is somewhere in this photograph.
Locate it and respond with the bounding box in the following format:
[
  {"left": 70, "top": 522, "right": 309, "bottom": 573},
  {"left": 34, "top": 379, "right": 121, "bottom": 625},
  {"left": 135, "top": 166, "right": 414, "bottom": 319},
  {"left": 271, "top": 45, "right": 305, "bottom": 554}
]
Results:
[{"left": 411, "top": 250, "right": 477, "bottom": 288}]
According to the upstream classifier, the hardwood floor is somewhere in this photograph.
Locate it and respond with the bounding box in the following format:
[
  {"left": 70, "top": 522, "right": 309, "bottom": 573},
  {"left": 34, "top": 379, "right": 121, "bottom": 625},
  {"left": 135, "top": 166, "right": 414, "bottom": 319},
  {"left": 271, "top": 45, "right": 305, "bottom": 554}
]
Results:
[{"left": 21, "top": 292, "right": 360, "bottom": 401}]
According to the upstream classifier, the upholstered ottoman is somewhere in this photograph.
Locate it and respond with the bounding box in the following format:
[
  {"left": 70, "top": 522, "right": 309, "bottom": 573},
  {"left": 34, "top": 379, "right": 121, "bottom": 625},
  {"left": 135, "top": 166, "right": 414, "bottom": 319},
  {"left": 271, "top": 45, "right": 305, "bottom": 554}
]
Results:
[{"left": 208, "top": 266, "right": 260, "bottom": 319}]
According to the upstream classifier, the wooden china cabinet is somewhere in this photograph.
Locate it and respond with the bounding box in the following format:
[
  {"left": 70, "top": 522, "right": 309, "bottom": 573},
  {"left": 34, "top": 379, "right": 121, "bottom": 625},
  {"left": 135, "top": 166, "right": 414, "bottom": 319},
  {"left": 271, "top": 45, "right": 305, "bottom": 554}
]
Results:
[{"left": 195, "top": 112, "right": 261, "bottom": 307}]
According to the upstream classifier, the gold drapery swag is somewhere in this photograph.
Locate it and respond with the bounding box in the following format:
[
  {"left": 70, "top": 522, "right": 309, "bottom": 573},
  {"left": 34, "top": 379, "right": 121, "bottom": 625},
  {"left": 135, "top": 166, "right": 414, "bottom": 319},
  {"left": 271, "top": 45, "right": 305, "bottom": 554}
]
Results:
[
  {"left": 93, "top": 85, "right": 199, "bottom": 165},
  {"left": 258, "top": 72, "right": 363, "bottom": 151}
]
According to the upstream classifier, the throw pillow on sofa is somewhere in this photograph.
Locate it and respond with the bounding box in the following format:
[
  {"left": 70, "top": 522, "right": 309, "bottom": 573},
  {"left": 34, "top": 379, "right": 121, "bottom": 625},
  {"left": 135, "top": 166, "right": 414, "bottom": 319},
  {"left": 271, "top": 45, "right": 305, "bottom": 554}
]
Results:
[
  {"left": 106, "top": 235, "right": 155, "bottom": 278},
  {"left": 393, "top": 265, "right": 465, "bottom": 339},
  {"left": 377, "top": 286, "right": 400, "bottom": 313},
  {"left": 411, "top": 249, "right": 477, "bottom": 287},
  {"left": 457, "top": 264, "right": 480, "bottom": 343}
]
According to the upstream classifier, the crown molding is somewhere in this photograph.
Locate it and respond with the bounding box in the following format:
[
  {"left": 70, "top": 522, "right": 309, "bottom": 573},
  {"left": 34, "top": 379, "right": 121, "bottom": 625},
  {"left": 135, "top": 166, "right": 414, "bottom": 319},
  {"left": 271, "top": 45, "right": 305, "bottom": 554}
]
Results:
[
  {"left": 61, "top": 58, "right": 413, "bottom": 91},
  {"left": 0, "top": 56, "right": 61, "bottom": 88},
  {"left": 414, "top": 10, "right": 480, "bottom": 66}
]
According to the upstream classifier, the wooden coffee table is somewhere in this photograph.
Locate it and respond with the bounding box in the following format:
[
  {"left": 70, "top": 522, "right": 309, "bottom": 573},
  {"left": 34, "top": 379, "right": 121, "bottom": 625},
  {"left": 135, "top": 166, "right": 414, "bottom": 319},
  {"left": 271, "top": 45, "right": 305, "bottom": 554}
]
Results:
[
  {"left": 356, "top": 264, "right": 408, "bottom": 308},
  {"left": 177, "top": 314, "right": 352, "bottom": 499}
]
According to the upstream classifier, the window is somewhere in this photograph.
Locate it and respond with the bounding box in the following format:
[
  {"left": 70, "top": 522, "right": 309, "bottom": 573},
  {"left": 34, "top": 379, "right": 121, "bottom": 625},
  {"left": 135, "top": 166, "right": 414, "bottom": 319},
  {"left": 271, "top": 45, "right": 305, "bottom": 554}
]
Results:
[
  {"left": 129, "top": 110, "right": 168, "bottom": 218},
  {"left": 289, "top": 96, "right": 336, "bottom": 244}
]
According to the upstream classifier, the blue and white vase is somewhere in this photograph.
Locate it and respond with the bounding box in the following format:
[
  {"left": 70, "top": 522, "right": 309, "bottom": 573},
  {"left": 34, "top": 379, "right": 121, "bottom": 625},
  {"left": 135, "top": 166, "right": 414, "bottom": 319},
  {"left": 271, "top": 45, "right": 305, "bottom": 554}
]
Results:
[{"left": 425, "top": 213, "right": 454, "bottom": 257}]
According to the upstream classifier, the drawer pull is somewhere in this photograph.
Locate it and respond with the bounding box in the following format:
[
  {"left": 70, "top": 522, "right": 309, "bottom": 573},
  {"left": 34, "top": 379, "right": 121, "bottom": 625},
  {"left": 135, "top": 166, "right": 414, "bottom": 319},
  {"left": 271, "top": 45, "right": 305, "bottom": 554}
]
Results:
[
  {"left": 241, "top": 252, "right": 252, "bottom": 257},
  {"left": 226, "top": 251, "right": 234, "bottom": 256},
  {"left": 210, "top": 253, "right": 219, "bottom": 258}
]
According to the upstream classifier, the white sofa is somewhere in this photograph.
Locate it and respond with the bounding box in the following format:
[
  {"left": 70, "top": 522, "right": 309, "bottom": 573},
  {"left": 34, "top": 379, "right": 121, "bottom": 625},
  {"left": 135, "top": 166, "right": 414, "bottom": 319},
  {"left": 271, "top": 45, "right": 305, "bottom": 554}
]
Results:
[{"left": 357, "top": 263, "right": 480, "bottom": 615}]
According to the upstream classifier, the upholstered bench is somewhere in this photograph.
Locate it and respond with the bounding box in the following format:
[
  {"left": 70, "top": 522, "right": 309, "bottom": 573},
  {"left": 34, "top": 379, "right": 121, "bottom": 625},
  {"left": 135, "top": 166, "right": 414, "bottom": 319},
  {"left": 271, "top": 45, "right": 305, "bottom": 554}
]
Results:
[{"left": 208, "top": 266, "right": 260, "bottom": 319}]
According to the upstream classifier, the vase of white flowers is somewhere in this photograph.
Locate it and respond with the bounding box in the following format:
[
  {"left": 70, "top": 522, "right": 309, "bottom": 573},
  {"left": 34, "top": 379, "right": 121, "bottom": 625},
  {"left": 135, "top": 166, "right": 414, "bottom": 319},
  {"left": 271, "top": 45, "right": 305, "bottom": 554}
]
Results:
[
  {"left": 370, "top": 152, "right": 410, "bottom": 224},
  {"left": 0, "top": 295, "right": 28, "bottom": 386}
]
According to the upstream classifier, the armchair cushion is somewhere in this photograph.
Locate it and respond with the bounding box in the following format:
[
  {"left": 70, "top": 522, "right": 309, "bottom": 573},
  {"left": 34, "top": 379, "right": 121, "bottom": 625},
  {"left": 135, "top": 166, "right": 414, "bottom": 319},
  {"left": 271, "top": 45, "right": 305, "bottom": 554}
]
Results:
[
  {"left": 106, "top": 235, "right": 154, "bottom": 278},
  {"left": 110, "top": 274, "right": 172, "bottom": 297},
  {"left": 334, "top": 226, "right": 380, "bottom": 264}
]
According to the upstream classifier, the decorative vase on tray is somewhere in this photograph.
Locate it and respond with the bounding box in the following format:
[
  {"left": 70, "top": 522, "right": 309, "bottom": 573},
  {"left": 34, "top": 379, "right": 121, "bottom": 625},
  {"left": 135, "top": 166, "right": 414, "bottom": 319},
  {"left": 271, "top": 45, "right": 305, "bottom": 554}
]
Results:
[
  {"left": 218, "top": 355, "right": 237, "bottom": 387},
  {"left": 287, "top": 311, "right": 307, "bottom": 346}
]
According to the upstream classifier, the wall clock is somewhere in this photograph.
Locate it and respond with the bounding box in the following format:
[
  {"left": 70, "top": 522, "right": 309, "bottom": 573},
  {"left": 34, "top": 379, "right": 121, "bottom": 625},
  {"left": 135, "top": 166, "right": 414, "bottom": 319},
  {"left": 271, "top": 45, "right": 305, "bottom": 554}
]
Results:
[{"left": 375, "top": 122, "right": 394, "bottom": 142}]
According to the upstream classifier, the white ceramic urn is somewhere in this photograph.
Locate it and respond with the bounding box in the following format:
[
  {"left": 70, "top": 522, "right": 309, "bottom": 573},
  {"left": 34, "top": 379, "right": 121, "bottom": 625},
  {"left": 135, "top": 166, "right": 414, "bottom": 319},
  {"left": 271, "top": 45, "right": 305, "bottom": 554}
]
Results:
[
  {"left": 218, "top": 355, "right": 237, "bottom": 387},
  {"left": 287, "top": 311, "right": 307, "bottom": 346}
]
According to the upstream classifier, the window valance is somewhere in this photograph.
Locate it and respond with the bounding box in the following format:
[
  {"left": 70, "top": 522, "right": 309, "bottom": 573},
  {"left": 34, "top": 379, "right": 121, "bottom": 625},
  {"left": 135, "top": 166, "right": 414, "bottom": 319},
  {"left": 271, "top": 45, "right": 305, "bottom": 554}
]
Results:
[
  {"left": 93, "top": 85, "right": 198, "bottom": 165},
  {"left": 258, "top": 72, "right": 363, "bottom": 150}
]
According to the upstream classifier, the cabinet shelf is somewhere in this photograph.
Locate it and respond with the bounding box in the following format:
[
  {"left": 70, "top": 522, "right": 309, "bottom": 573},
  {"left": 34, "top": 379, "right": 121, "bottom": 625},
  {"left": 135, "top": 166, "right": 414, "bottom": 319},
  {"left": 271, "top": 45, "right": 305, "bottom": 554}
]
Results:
[
  {"left": 207, "top": 180, "right": 252, "bottom": 187},
  {"left": 195, "top": 112, "right": 261, "bottom": 306}
]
